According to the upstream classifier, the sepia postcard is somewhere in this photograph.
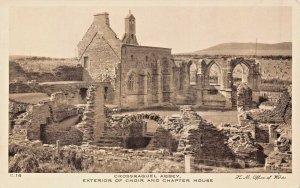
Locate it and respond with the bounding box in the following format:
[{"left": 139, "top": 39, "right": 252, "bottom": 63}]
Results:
[{"left": 0, "top": 0, "right": 300, "bottom": 187}]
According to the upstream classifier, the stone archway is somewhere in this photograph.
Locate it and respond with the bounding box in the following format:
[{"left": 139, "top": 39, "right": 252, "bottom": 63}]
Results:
[
  {"left": 193, "top": 57, "right": 261, "bottom": 109},
  {"left": 228, "top": 58, "right": 261, "bottom": 106},
  {"left": 189, "top": 62, "right": 197, "bottom": 85},
  {"left": 101, "top": 113, "right": 175, "bottom": 149},
  {"left": 205, "top": 60, "right": 223, "bottom": 90},
  {"left": 231, "top": 61, "right": 250, "bottom": 107},
  {"left": 228, "top": 57, "right": 260, "bottom": 90},
  {"left": 118, "top": 113, "right": 165, "bottom": 128}
]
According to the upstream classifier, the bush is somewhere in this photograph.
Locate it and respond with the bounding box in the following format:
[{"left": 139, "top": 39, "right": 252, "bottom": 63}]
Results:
[
  {"left": 9, "top": 153, "right": 39, "bottom": 173},
  {"left": 37, "top": 163, "right": 74, "bottom": 173},
  {"left": 56, "top": 149, "right": 83, "bottom": 171},
  {"left": 9, "top": 143, "right": 27, "bottom": 157},
  {"left": 31, "top": 146, "right": 54, "bottom": 162}
]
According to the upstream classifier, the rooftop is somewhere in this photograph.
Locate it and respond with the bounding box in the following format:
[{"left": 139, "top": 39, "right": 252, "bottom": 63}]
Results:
[{"left": 94, "top": 12, "right": 109, "bottom": 16}]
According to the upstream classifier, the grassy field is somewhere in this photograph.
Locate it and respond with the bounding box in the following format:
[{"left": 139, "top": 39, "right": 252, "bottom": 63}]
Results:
[
  {"left": 259, "top": 59, "right": 292, "bottom": 82},
  {"left": 10, "top": 141, "right": 288, "bottom": 173},
  {"left": 10, "top": 55, "right": 78, "bottom": 73}
]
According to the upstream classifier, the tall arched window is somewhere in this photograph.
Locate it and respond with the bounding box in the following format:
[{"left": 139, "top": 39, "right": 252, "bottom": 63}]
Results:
[
  {"left": 189, "top": 63, "right": 197, "bottom": 85},
  {"left": 128, "top": 73, "right": 135, "bottom": 91},
  {"left": 233, "top": 63, "right": 249, "bottom": 86},
  {"left": 147, "top": 73, "right": 151, "bottom": 92},
  {"left": 209, "top": 63, "right": 221, "bottom": 85}
]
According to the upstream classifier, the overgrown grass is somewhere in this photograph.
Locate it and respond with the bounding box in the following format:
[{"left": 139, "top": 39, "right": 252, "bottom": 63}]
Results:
[
  {"left": 87, "top": 159, "right": 146, "bottom": 173},
  {"left": 8, "top": 142, "right": 185, "bottom": 173}
]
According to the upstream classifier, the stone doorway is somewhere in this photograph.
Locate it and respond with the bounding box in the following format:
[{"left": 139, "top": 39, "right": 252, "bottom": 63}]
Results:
[{"left": 232, "top": 63, "right": 249, "bottom": 107}]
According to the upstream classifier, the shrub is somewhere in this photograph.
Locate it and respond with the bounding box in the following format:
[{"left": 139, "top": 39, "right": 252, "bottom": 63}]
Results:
[
  {"left": 9, "top": 153, "right": 39, "bottom": 173},
  {"left": 9, "top": 143, "right": 27, "bottom": 157},
  {"left": 31, "top": 146, "right": 54, "bottom": 162},
  {"left": 57, "top": 149, "right": 83, "bottom": 170},
  {"left": 37, "top": 163, "right": 74, "bottom": 173}
]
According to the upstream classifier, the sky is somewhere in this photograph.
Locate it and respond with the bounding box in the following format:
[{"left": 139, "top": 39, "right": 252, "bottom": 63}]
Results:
[{"left": 9, "top": 6, "right": 291, "bottom": 58}]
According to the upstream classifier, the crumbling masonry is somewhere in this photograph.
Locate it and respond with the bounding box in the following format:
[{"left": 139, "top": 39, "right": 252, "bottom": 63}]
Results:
[{"left": 77, "top": 12, "right": 261, "bottom": 110}]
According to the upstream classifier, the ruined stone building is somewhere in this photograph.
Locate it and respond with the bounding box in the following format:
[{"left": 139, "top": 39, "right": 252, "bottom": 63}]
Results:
[
  {"left": 77, "top": 11, "right": 174, "bottom": 109},
  {"left": 78, "top": 11, "right": 261, "bottom": 110},
  {"left": 172, "top": 56, "right": 261, "bottom": 108}
]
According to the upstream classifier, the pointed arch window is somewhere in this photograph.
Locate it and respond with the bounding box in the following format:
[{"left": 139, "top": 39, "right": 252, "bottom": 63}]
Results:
[
  {"left": 128, "top": 73, "right": 135, "bottom": 91},
  {"left": 147, "top": 73, "right": 151, "bottom": 92},
  {"left": 189, "top": 63, "right": 197, "bottom": 85}
]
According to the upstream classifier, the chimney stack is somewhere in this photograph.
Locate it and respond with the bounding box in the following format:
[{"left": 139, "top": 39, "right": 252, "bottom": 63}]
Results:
[{"left": 93, "top": 12, "right": 110, "bottom": 27}]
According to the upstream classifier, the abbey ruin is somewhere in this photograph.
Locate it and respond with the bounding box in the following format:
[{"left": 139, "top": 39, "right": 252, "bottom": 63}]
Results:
[
  {"left": 77, "top": 11, "right": 262, "bottom": 109},
  {"left": 8, "top": 11, "right": 292, "bottom": 173}
]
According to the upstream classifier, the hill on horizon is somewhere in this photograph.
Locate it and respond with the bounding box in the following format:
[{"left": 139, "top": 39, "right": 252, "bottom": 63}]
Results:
[{"left": 185, "top": 42, "right": 292, "bottom": 56}]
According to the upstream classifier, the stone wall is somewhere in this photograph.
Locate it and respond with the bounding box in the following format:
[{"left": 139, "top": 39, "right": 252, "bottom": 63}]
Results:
[
  {"left": 93, "top": 84, "right": 107, "bottom": 142},
  {"left": 26, "top": 92, "right": 83, "bottom": 142},
  {"left": 146, "top": 127, "right": 178, "bottom": 152},
  {"left": 227, "top": 132, "right": 264, "bottom": 166},
  {"left": 80, "top": 34, "right": 120, "bottom": 84},
  {"left": 52, "top": 106, "right": 78, "bottom": 122},
  {"left": 177, "top": 106, "right": 263, "bottom": 167},
  {"left": 41, "top": 117, "right": 83, "bottom": 146},
  {"left": 249, "top": 89, "right": 292, "bottom": 124},
  {"left": 76, "top": 83, "right": 106, "bottom": 145},
  {"left": 78, "top": 13, "right": 121, "bottom": 85},
  {"left": 99, "top": 120, "right": 149, "bottom": 148},
  {"left": 9, "top": 100, "right": 30, "bottom": 120},
  {"left": 255, "top": 124, "right": 270, "bottom": 143},
  {"left": 120, "top": 44, "right": 173, "bottom": 109},
  {"left": 177, "top": 116, "right": 236, "bottom": 162},
  {"left": 202, "top": 90, "right": 227, "bottom": 108},
  {"left": 234, "top": 83, "right": 292, "bottom": 169},
  {"left": 27, "top": 103, "right": 51, "bottom": 140},
  {"left": 89, "top": 111, "right": 181, "bottom": 150},
  {"left": 237, "top": 83, "right": 253, "bottom": 111},
  {"left": 265, "top": 152, "right": 292, "bottom": 171}
]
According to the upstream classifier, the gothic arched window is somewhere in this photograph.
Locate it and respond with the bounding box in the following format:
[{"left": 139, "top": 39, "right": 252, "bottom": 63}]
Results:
[
  {"left": 147, "top": 73, "right": 151, "bottom": 92},
  {"left": 128, "top": 73, "right": 135, "bottom": 91}
]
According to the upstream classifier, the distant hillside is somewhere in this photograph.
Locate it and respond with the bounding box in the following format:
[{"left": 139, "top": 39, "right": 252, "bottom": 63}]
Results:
[
  {"left": 188, "top": 42, "right": 292, "bottom": 56},
  {"left": 9, "top": 55, "right": 77, "bottom": 62},
  {"left": 9, "top": 55, "right": 79, "bottom": 72},
  {"left": 9, "top": 55, "right": 82, "bottom": 82}
]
